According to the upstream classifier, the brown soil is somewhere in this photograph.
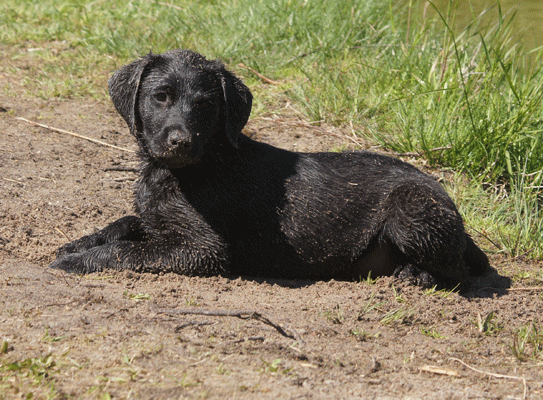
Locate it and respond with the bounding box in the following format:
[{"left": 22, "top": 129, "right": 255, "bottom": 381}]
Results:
[{"left": 1, "top": 83, "right": 543, "bottom": 399}]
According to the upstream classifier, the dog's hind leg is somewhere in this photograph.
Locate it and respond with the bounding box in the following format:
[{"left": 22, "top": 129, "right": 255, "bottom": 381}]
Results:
[
  {"left": 380, "top": 181, "right": 470, "bottom": 288},
  {"left": 463, "top": 233, "right": 490, "bottom": 275}
]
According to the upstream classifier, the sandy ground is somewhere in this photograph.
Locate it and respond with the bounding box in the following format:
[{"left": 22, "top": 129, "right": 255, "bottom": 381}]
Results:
[{"left": 1, "top": 85, "right": 543, "bottom": 399}]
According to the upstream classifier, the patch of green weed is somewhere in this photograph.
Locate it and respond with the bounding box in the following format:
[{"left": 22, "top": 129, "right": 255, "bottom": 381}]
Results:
[
  {"left": 0, "top": 354, "right": 58, "bottom": 399},
  {"left": 357, "top": 293, "right": 386, "bottom": 319},
  {"left": 123, "top": 291, "right": 151, "bottom": 302},
  {"left": 511, "top": 323, "right": 543, "bottom": 361},
  {"left": 380, "top": 305, "right": 415, "bottom": 325},
  {"left": 349, "top": 328, "right": 381, "bottom": 341},
  {"left": 423, "top": 284, "right": 459, "bottom": 298},
  {"left": 420, "top": 326, "right": 447, "bottom": 339},
  {"left": 473, "top": 311, "right": 504, "bottom": 335},
  {"left": 320, "top": 304, "right": 344, "bottom": 324}
]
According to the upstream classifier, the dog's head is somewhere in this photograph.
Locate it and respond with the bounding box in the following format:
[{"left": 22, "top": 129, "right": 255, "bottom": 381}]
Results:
[{"left": 108, "top": 49, "right": 252, "bottom": 168}]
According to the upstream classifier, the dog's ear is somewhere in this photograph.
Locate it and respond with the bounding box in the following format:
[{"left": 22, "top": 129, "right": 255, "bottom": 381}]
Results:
[
  {"left": 108, "top": 54, "right": 154, "bottom": 134},
  {"left": 220, "top": 69, "right": 252, "bottom": 148}
]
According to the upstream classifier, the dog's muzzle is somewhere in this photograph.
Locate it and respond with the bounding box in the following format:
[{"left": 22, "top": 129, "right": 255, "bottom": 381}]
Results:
[
  {"left": 167, "top": 129, "right": 192, "bottom": 151},
  {"left": 152, "top": 128, "right": 203, "bottom": 168}
]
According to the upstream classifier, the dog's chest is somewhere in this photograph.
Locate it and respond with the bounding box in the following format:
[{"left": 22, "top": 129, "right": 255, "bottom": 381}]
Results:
[{"left": 135, "top": 166, "right": 241, "bottom": 235}]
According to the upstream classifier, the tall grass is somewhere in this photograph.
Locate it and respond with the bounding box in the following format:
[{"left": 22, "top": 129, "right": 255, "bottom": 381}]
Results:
[
  {"left": 1, "top": 0, "right": 542, "bottom": 258},
  {"left": 292, "top": 2, "right": 543, "bottom": 184}
]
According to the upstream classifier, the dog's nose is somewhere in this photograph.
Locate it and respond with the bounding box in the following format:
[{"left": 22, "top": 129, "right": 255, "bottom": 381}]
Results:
[{"left": 167, "top": 130, "right": 191, "bottom": 149}]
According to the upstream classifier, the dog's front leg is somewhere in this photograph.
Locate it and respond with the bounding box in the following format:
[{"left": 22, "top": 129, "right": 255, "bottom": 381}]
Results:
[
  {"left": 56, "top": 215, "right": 145, "bottom": 257},
  {"left": 49, "top": 239, "right": 227, "bottom": 276}
]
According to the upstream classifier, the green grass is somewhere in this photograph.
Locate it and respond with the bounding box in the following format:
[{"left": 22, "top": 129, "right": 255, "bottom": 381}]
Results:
[
  {"left": 446, "top": 171, "right": 543, "bottom": 258},
  {"left": 423, "top": 284, "right": 459, "bottom": 298},
  {"left": 320, "top": 304, "right": 345, "bottom": 324},
  {"left": 473, "top": 311, "right": 504, "bottom": 335},
  {"left": 511, "top": 323, "right": 543, "bottom": 361},
  {"left": 123, "top": 291, "right": 152, "bottom": 302},
  {"left": 1, "top": 0, "right": 542, "bottom": 258},
  {"left": 0, "top": 354, "right": 59, "bottom": 399},
  {"left": 380, "top": 305, "right": 415, "bottom": 325},
  {"left": 357, "top": 293, "right": 386, "bottom": 319},
  {"left": 420, "top": 326, "right": 447, "bottom": 339}
]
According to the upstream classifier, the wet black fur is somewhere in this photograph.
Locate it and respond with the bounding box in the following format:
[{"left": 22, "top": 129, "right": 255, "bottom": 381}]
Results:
[{"left": 49, "top": 49, "right": 490, "bottom": 288}]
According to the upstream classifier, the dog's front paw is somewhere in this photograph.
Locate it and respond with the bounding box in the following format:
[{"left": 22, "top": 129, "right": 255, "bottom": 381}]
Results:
[
  {"left": 56, "top": 242, "right": 80, "bottom": 257},
  {"left": 48, "top": 253, "right": 102, "bottom": 275},
  {"left": 56, "top": 235, "right": 105, "bottom": 258}
]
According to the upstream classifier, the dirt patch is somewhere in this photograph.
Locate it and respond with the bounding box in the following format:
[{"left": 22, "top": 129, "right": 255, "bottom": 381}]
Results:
[{"left": 1, "top": 90, "right": 543, "bottom": 399}]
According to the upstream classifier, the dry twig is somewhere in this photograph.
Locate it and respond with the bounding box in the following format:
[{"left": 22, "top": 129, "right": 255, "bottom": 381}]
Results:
[
  {"left": 55, "top": 227, "right": 71, "bottom": 242},
  {"left": 3, "top": 177, "right": 24, "bottom": 185},
  {"left": 153, "top": 307, "right": 302, "bottom": 342},
  {"left": 507, "top": 287, "right": 543, "bottom": 292},
  {"left": 466, "top": 226, "right": 502, "bottom": 251},
  {"left": 16, "top": 117, "right": 135, "bottom": 153},
  {"left": 174, "top": 321, "right": 217, "bottom": 332},
  {"left": 238, "top": 63, "right": 281, "bottom": 85},
  {"left": 480, "top": 286, "right": 543, "bottom": 293},
  {"left": 450, "top": 357, "right": 528, "bottom": 399},
  {"left": 419, "top": 365, "right": 458, "bottom": 376},
  {"left": 230, "top": 336, "right": 266, "bottom": 344}
]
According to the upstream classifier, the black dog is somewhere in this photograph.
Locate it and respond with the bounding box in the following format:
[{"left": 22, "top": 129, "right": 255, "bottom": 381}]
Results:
[{"left": 49, "top": 49, "right": 490, "bottom": 288}]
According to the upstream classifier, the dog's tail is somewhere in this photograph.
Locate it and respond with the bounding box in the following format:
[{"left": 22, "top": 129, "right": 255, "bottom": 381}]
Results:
[{"left": 463, "top": 234, "right": 491, "bottom": 276}]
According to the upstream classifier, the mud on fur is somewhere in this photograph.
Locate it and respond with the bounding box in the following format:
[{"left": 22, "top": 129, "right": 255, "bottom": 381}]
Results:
[{"left": 49, "top": 49, "right": 490, "bottom": 290}]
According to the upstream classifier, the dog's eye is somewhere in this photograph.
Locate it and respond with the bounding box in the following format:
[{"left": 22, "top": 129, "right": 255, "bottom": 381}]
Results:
[{"left": 153, "top": 92, "right": 169, "bottom": 103}]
